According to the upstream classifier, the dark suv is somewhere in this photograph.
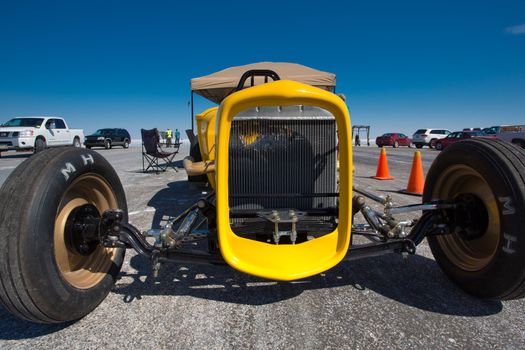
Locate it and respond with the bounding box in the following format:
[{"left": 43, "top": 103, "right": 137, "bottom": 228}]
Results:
[{"left": 84, "top": 128, "right": 131, "bottom": 149}]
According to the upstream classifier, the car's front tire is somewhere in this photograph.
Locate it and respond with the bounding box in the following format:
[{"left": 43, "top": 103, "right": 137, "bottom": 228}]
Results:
[
  {"left": 123, "top": 139, "right": 130, "bottom": 149},
  {"left": 0, "top": 148, "right": 127, "bottom": 323},
  {"left": 425, "top": 139, "right": 525, "bottom": 300}
]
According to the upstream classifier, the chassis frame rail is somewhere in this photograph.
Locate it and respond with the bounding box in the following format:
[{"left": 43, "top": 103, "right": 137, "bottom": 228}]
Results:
[
  {"left": 91, "top": 186, "right": 464, "bottom": 278},
  {"left": 96, "top": 192, "right": 455, "bottom": 277},
  {"left": 111, "top": 221, "right": 418, "bottom": 268}
]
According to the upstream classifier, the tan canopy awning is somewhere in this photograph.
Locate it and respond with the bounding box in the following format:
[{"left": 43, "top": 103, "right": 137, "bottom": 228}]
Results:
[{"left": 191, "top": 62, "right": 336, "bottom": 104}]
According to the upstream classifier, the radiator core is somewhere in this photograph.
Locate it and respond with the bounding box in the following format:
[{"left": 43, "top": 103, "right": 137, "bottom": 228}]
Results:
[{"left": 228, "top": 105, "right": 338, "bottom": 212}]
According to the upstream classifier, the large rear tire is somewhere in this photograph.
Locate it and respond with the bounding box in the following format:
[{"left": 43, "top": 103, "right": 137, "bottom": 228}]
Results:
[
  {"left": 424, "top": 139, "right": 525, "bottom": 300},
  {"left": 0, "top": 148, "right": 127, "bottom": 323}
]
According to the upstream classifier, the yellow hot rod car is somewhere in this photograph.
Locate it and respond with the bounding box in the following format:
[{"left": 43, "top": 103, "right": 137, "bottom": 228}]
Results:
[{"left": 1, "top": 62, "right": 524, "bottom": 324}]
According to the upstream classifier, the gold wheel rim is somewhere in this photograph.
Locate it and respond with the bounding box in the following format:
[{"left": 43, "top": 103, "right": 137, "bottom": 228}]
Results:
[
  {"left": 54, "top": 174, "right": 118, "bottom": 289},
  {"left": 432, "top": 165, "right": 500, "bottom": 271}
]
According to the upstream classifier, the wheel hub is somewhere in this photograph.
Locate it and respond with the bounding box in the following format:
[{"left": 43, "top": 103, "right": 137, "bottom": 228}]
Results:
[
  {"left": 453, "top": 193, "right": 489, "bottom": 240},
  {"left": 64, "top": 204, "right": 101, "bottom": 256},
  {"left": 431, "top": 164, "right": 500, "bottom": 272}
]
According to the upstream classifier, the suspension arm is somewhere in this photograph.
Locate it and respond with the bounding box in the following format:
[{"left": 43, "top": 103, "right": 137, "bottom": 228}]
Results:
[{"left": 344, "top": 239, "right": 416, "bottom": 261}]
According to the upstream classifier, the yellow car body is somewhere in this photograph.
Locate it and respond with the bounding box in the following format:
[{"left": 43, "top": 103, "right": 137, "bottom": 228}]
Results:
[
  {"left": 196, "top": 107, "right": 218, "bottom": 187},
  {"left": 196, "top": 80, "right": 352, "bottom": 280}
]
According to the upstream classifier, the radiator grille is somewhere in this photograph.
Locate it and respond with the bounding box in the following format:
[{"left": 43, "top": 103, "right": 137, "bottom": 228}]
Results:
[{"left": 228, "top": 106, "right": 338, "bottom": 212}]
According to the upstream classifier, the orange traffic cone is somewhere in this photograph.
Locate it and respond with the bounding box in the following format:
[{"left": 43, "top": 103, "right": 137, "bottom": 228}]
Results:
[
  {"left": 400, "top": 151, "right": 424, "bottom": 196},
  {"left": 372, "top": 147, "right": 394, "bottom": 180}
]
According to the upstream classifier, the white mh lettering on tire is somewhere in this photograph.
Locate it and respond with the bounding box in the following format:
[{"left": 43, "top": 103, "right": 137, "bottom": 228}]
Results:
[
  {"left": 61, "top": 162, "right": 76, "bottom": 181},
  {"left": 502, "top": 233, "right": 517, "bottom": 254},
  {"left": 81, "top": 154, "right": 94, "bottom": 166},
  {"left": 499, "top": 197, "right": 516, "bottom": 215}
]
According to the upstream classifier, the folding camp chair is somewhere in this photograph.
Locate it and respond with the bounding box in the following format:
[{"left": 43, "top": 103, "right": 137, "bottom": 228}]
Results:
[{"left": 141, "top": 128, "right": 179, "bottom": 173}]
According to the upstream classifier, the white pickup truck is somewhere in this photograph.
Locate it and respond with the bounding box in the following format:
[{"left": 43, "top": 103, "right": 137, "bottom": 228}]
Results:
[{"left": 0, "top": 116, "right": 84, "bottom": 156}]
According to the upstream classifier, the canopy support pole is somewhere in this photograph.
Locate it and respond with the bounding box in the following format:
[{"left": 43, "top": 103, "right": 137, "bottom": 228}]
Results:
[{"left": 191, "top": 90, "right": 195, "bottom": 132}]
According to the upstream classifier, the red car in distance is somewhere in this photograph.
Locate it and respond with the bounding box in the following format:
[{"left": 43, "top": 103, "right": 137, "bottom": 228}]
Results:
[
  {"left": 434, "top": 131, "right": 493, "bottom": 150},
  {"left": 375, "top": 133, "right": 411, "bottom": 148}
]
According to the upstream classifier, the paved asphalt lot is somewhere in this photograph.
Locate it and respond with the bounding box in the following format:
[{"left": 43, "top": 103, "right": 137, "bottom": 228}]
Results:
[{"left": 0, "top": 145, "right": 524, "bottom": 349}]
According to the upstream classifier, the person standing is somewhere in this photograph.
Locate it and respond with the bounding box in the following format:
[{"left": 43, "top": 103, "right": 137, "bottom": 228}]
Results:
[
  {"left": 175, "top": 128, "right": 181, "bottom": 144},
  {"left": 166, "top": 128, "right": 173, "bottom": 147}
]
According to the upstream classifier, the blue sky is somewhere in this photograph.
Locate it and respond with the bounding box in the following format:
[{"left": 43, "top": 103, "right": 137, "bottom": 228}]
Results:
[{"left": 0, "top": 0, "right": 524, "bottom": 138}]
